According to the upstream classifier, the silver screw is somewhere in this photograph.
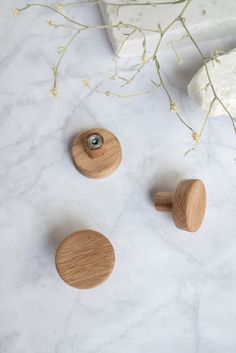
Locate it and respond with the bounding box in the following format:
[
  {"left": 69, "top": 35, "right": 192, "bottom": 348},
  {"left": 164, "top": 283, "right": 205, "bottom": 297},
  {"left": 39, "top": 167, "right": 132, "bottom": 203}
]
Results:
[{"left": 87, "top": 134, "right": 103, "bottom": 150}]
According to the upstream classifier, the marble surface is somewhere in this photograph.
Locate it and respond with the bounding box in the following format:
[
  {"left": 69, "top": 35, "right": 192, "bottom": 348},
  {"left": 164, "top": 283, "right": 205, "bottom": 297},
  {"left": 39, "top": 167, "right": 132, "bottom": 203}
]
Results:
[{"left": 1, "top": 1, "right": 236, "bottom": 352}]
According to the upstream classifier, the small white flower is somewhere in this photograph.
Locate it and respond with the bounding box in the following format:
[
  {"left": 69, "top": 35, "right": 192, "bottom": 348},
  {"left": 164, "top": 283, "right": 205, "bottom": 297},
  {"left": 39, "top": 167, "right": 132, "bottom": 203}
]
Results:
[
  {"left": 54, "top": 3, "right": 64, "bottom": 11},
  {"left": 192, "top": 131, "right": 201, "bottom": 142},
  {"left": 170, "top": 102, "right": 177, "bottom": 113},
  {"left": 50, "top": 87, "right": 59, "bottom": 97},
  {"left": 47, "top": 19, "right": 54, "bottom": 26},
  {"left": 12, "top": 8, "right": 21, "bottom": 16},
  {"left": 82, "top": 79, "right": 90, "bottom": 88},
  {"left": 141, "top": 56, "right": 148, "bottom": 64}
]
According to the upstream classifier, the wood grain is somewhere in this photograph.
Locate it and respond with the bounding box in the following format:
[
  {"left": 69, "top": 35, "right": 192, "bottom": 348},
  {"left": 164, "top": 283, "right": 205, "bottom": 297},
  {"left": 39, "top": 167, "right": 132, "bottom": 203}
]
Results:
[
  {"left": 155, "top": 179, "right": 206, "bottom": 232},
  {"left": 173, "top": 179, "right": 206, "bottom": 232},
  {"left": 71, "top": 128, "right": 122, "bottom": 179},
  {"left": 155, "top": 192, "right": 174, "bottom": 212},
  {"left": 55, "top": 230, "right": 115, "bottom": 289}
]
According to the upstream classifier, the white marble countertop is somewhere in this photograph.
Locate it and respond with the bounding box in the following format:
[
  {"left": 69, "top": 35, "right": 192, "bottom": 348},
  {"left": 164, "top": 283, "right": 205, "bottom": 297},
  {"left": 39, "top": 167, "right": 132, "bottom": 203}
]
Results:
[{"left": 1, "top": 1, "right": 236, "bottom": 353}]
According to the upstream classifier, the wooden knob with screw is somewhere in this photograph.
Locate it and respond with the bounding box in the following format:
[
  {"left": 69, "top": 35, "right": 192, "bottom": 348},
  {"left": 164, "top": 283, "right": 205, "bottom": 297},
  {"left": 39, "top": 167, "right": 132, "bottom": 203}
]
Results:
[
  {"left": 155, "top": 179, "right": 206, "bottom": 232},
  {"left": 55, "top": 230, "right": 115, "bottom": 289},
  {"left": 71, "top": 128, "right": 122, "bottom": 179}
]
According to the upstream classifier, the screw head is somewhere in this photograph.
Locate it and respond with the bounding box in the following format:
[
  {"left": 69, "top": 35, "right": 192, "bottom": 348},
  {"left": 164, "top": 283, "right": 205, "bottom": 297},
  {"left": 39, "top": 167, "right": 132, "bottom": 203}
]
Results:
[{"left": 87, "top": 134, "right": 104, "bottom": 150}]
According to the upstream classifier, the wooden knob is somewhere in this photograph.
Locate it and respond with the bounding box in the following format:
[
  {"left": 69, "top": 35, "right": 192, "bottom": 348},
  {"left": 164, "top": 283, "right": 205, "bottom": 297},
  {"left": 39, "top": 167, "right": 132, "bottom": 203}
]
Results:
[
  {"left": 71, "top": 128, "right": 122, "bottom": 179},
  {"left": 155, "top": 179, "right": 206, "bottom": 232},
  {"left": 55, "top": 230, "right": 115, "bottom": 289}
]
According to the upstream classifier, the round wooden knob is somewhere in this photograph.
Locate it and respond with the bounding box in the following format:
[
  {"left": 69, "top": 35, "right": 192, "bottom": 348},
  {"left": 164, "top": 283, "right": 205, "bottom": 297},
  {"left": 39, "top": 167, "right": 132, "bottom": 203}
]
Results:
[
  {"left": 155, "top": 179, "right": 206, "bottom": 232},
  {"left": 55, "top": 230, "right": 115, "bottom": 289},
  {"left": 71, "top": 128, "right": 122, "bottom": 179}
]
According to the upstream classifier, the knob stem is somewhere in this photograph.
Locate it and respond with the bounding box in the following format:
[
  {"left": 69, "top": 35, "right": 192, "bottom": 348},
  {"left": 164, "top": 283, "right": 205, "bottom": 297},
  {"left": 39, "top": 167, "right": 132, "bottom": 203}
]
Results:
[
  {"left": 155, "top": 192, "right": 174, "bottom": 212},
  {"left": 82, "top": 132, "right": 105, "bottom": 159}
]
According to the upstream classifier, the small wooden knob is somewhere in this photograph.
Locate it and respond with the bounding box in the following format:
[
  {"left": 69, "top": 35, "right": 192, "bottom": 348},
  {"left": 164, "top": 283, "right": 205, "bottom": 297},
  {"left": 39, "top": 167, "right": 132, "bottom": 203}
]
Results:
[
  {"left": 71, "top": 128, "right": 122, "bottom": 179},
  {"left": 55, "top": 230, "right": 115, "bottom": 289},
  {"left": 155, "top": 179, "right": 206, "bottom": 232}
]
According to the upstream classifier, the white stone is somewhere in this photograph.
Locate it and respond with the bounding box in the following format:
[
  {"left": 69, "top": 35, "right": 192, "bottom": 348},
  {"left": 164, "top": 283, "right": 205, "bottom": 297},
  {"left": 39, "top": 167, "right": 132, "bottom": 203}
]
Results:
[
  {"left": 99, "top": 0, "right": 236, "bottom": 58},
  {"left": 188, "top": 49, "right": 236, "bottom": 117}
]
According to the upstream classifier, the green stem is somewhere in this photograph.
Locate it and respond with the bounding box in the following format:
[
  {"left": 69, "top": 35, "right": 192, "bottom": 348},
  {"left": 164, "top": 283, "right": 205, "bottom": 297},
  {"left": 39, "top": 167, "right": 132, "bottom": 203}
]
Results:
[
  {"left": 61, "top": 0, "right": 188, "bottom": 7},
  {"left": 53, "top": 29, "right": 80, "bottom": 89},
  {"left": 154, "top": 57, "right": 193, "bottom": 131}
]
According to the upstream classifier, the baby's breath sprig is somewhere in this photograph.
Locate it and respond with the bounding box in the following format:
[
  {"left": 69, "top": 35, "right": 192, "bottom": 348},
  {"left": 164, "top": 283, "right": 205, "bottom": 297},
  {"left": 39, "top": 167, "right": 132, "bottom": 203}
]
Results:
[
  {"left": 153, "top": 56, "right": 193, "bottom": 132},
  {"left": 13, "top": 0, "right": 235, "bottom": 153},
  {"left": 94, "top": 86, "right": 157, "bottom": 98},
  {"left": 51, "top": 29, "right": 80, "bottom": 97}
]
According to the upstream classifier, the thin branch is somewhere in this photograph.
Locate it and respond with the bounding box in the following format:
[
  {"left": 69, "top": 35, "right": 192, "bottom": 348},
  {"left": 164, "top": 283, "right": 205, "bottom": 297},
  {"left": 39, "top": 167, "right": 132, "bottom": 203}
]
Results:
[
  {"left": 185, "top": 97, "right": 216, "bottom": 155},
  {"left": 154, "top": 56, "right": 193, "bottom": 131},
  {"left": 52, "top": 29, "right": 80, "bottom": 91},
  {"left": 60, "top": 0, "right": 188, "bottom": 7}
]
